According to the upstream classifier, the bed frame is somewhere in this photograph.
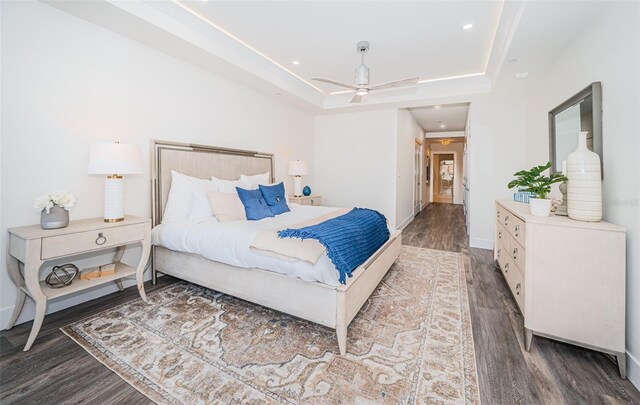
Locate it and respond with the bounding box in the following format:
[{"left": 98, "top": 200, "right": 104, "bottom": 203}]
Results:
[{"left": 150, "top": 140, "right": 401, "bottom": 355}]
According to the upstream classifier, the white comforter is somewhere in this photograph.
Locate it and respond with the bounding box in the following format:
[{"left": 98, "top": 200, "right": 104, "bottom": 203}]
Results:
[{"left": 152, "top": 204, "right": 346, "bottom": 286}]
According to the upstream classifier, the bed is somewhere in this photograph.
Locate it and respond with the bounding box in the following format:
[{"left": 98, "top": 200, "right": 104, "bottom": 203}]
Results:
[{"left": 150, "top": 140, "right": 402, "bottom": 355}]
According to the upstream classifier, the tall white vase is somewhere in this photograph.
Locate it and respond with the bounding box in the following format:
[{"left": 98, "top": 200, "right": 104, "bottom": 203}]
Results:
[{"left": 567, "top": 131, "right": 602, "bottom": 222}]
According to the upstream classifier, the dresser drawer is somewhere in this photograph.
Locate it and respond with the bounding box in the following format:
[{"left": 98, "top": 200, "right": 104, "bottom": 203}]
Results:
[
  {"left": 496, "top": 204, "right": 503, "bottom": 222},
  {"left": 496, "top": 221, "right": 508, "bottom": 246},
  {"left": 41, "top": 223, "right": 145, "bottom": 260},
  {"left": 510, "top": 240, "right": 525, "bottom": 271},
  {"left": 509, "top": 265, "right": 525, "bottom": 313},
  {"left": 501, "top": 211, "right": 526, "bottom": 246}
]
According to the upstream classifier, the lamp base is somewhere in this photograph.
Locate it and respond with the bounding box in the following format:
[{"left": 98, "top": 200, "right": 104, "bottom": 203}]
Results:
[
  {"left": 104, "top": 176, "right": 125, "bottom": 222},
  {"left": 293, "top": 176, "right": 303, "bottom": 197},
  {"left": 104, "top": 217, "right": 125, "bottom": 223}
]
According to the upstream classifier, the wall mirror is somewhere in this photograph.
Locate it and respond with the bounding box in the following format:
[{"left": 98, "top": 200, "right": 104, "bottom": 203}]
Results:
[{"left": 549, "top": 82, "right": 602, "bottom": 177}]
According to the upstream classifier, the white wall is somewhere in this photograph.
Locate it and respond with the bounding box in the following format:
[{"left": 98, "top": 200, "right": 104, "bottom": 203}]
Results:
[
  {"left": 429, "top": 142, "right": 465, "bottom": 205},
  {"left": 396, "top": 109, "right": 424, "bottom": 229},
  {"left": 466, "top": 77, "right": 529, "bottom": 248},
  {"left": 523, "top": 1, "right": 640, "bottom": 387},
  {"left": 0, "top": 1, "right": 315, "bottom": 328},
  {"left": 314, "top": 109, "right": 398, "bottom": 227}
]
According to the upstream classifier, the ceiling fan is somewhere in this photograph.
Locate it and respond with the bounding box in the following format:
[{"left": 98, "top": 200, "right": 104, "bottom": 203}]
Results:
[{"left": 312, "top": 41, "right": 419, "bottom": 104}]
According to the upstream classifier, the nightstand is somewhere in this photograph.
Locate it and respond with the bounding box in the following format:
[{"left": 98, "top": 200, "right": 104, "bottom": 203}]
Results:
[
  {"left": 289, "top": 195, "right": 322, "bottom": 206},
  {"left": 6, "top": 215, "right": 151, "bottom": 351}
]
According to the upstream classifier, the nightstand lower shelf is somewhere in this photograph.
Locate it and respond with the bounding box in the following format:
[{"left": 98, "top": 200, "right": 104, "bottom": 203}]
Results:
[{"left": 37, "top": 263, "right": 136, "bottom": 299}]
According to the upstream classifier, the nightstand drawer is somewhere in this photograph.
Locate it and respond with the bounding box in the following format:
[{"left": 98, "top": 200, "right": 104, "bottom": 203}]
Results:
[
  {"left": 306, "top": 197, "right": 321, "bottom": 206},
  {"left": 289, "top": 195, "right": 322, "bottom": 206},
  {"left": 41, "top": 223, "right": 145, "bottom": 260}
]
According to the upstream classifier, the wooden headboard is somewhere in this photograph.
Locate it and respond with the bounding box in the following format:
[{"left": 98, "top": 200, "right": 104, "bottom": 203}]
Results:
[{"left": 151, "top": 140, "right": 275, "bottom": 227}]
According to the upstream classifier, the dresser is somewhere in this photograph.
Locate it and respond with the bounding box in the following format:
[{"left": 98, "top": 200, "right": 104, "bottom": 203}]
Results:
[
  {"left": 6, "top": 216, "right": 151, "bottom": 351},
  {"left": 494, "top": 200, "right": 627, "bottom": 378},
  {"left": 289, "top": 195, "right": 322, "bottom": 206}
]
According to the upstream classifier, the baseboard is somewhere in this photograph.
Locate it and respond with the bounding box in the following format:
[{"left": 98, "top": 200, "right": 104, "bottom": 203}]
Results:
[
  {"left": 396, "top": 214, "right": 414, "bottom": 231},
  {"left": 1, "top": 271, "right": 156, "bottom": 330},
  {"left": 469, "top": 238, "right": 494, "bottom": 250},
  {"left": 628, "top": 351, "right": 640, "bottom": 390}
]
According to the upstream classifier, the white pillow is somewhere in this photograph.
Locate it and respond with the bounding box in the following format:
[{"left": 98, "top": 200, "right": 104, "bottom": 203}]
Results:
[
  {"left": 240, "top": 172, "right": 270, "bottom": 187},
  {"left": 211, "top": 176, "right": 248, "bottom": 193},
  {"left": 207, "top": 191, "right": 247, "bottom": 222},
  {"left": 188, "top": 191, "right": 218, "bottom": 221},
  {"left": 162, "top": 171, "right": 217, "bottom": 223}
]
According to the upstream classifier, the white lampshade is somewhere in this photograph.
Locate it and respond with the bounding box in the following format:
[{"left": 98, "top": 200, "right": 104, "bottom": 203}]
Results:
[
  {"left": 288, "top": 160, "right": 309, "bottom": 176},
  {"left": 88, "top": 142, "right": 143, "bottom": 175}
]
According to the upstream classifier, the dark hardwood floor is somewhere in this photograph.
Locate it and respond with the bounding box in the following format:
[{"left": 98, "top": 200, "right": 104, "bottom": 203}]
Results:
[{"left": 1, "top": 202, "right": 638, "bottom": 404}]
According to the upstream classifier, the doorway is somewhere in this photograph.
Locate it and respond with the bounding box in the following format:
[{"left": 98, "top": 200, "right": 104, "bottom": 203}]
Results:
[{"left": 431, "top": 152, "right": 456, "bottom": 204}]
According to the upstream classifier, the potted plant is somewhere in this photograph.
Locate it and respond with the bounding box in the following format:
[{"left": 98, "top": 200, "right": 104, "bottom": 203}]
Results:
[
  {"left": 508, "top": 162, "right": 567, "bottom": 217},
  {"left": 34, "top": 191, "right": 76, "bottom": 229}
]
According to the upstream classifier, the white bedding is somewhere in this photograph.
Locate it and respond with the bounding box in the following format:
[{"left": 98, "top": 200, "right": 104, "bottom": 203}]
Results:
[{"left": 152, "top": 204, "right": 347, "bottom": 286}]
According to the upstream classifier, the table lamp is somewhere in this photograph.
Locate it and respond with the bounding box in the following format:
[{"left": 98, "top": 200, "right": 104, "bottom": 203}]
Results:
[
  {"left": 88, "top": 142, "right": 143, "bottom": 222},
  {"left": 288, "top": 160, "right": 309, "bottom": 197}
]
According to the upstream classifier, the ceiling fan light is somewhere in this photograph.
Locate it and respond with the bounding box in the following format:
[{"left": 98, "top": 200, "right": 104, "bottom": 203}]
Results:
[{"left": 356, "top": 89, "right": 369, "bottom": 96}]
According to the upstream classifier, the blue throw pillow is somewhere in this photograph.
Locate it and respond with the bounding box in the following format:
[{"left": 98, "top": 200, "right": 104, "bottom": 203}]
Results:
[
  {"left": 259, "top": 182, "right": 290, "bottom": 215},
  {"left": 235, "top": 187, "right": 274, "bottom": 221}
]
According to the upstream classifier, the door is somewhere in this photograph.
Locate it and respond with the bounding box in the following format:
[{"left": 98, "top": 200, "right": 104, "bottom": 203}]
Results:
[
  {"left": 414, "top": 141, "right": 422, "bottom": 215},
  {"left": 433, "top": 153, "right": 454, "bottom": 204}
]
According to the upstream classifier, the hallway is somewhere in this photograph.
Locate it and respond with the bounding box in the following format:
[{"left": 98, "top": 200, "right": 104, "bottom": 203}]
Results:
[{"left": 403, "top": 203, "right": 640, "bottom": 404}]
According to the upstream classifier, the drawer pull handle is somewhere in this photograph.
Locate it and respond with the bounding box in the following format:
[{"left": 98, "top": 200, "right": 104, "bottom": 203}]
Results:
[
  {"left": 504, "top": 215, "right": 509, "bottom": 226},
  {"left": 497, "top": 248, "right": 501, "bottom": 258},
  {"left": 498, "top": 230, "right": 502, "bottom": 239},
  {"left": 516, "top": 282, "right": 521, "bottom": 295},
  {"left": 515, "top": 224, "right": 520, "bottom": 237},
  {"left": 512, "top": 247, "right": 518, "bottom": 260},
  {"left": 310, "top": 199, "right": 315, "bottom": 205},
  {"left": 504, "top": 262, "right": 509, "bottom": 273},
  {"left": 95, "top": 233, "right": 107, "bottom": 246},
  {"left": 497, "top": 210, "right": 500, "bottom": 219}
]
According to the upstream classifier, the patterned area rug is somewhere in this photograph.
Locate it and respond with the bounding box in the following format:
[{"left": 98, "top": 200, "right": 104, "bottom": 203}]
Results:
[{"left": 62, "top": 246, "right": 479, "bottom": 404}]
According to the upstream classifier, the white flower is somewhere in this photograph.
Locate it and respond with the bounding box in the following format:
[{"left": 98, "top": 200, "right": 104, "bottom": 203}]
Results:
[{"left": 33, "top": 191, "right": 76, "bottom": 213}]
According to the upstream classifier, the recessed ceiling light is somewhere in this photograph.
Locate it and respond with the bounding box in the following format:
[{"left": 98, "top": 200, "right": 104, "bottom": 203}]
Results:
[
  {"left": 462, "top": 23, "right": 473, "bottom": 30},
  {"left": 439, "top": 124, "right": 446, "bottom": 129},
  {"left": 434, "top": 105, "right": 442, "bottom": 109},
  {"left": 514, "top": 72, "right": 529, "bottom": 79},
  {"left": 292, "top": 60, "right": 300, "bottom": 65}
]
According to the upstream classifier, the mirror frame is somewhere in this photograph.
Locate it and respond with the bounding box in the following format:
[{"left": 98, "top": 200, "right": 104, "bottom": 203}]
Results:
[{"left": 548, "top": 81, "right": 602, "bottom": 177}]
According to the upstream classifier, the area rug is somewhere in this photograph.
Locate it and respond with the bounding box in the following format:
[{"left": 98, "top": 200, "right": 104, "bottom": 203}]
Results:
[{"left": 62, "top": 246, "right": 479, "bottom": 404}]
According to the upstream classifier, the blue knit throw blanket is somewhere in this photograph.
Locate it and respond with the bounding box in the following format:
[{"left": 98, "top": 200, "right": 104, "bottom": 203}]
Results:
[{"left": 278, "top": 208, "right": 390, "bottom": 284}]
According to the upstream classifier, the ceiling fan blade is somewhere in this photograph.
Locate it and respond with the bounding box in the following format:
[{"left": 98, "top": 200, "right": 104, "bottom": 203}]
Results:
[
  {"left": 368, "top": 77, "right": 420, "bottom": 91},
  {"left": 350, "top": 94, "right": 363, "bottom": 104},
  {"left": 311, "top": 77, "right": 357, "bottom": 89}
]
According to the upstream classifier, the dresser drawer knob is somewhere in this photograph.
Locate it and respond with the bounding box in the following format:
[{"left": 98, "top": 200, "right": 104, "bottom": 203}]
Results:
[
  {"left": 512, "top": 247, "right": 518, "bottom": 260},
  {"left": 515, "top": 224, "right": 520, "bottom": 237},
  {"left": 498, "top": 230, "right": 502, "bottom": 239},
  {"left": 310, "top": 199, "right": 315, "bottom": 205},
  {"left": 95, "top": 233, "right": 107, "bottom": 246},
  {"left": 497, "top": 248, "right": 501, "bottom": 258},
  {"left": 497, "top": 210, "right": 501, "bottom": 219},
  {"left": 504, "top": 262, "right": 509, "bottom": 273},
  {"left": 516, "top": 282, "right": 521, "bottom": 295},
  {"left": 504, "top": 215, "right": 510, "bottom": 226}
]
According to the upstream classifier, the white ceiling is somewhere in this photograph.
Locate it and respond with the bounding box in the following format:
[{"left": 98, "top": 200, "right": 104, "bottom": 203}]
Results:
[
  {"left": 181, "top": 0, "right": 503, "bottom": 94},
  {"left": 500, "top": 1, "right": 606, "bottom": 81},
  {"left": 409, "top": 103, "right": 469, "bottom": 132},
  {"left": 46, "top": 0, "right": 612, "bottom": 111}
]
